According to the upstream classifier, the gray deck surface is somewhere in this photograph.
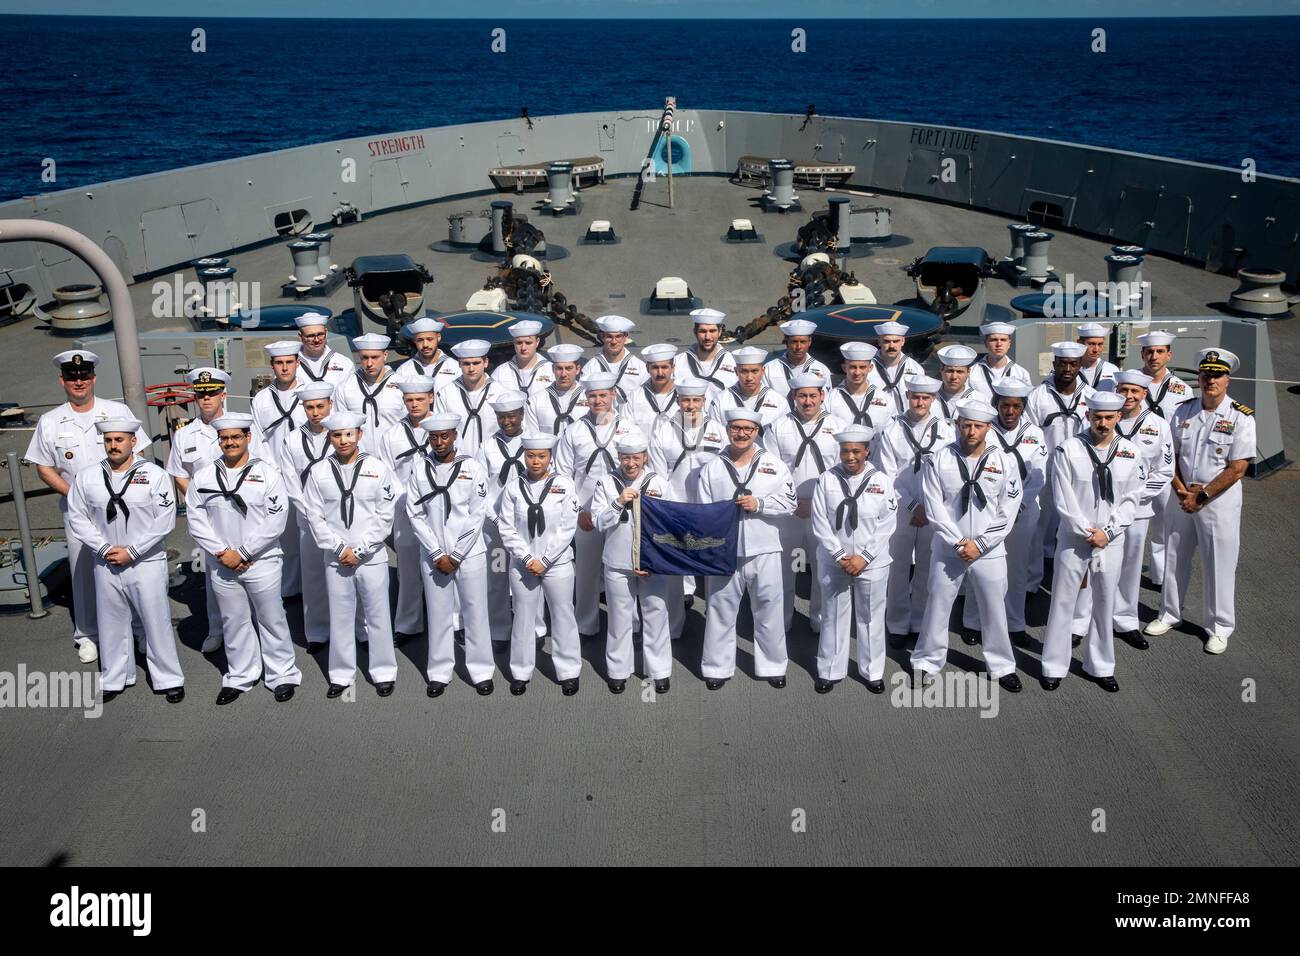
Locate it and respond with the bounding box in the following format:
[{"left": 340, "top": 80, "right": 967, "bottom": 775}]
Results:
[{"left": 1, "top": 175, "right": 1297, "bottom": 866}]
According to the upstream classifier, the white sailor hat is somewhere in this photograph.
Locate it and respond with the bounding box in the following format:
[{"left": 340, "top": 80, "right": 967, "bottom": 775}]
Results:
[
  {"left": 1115, "top": 369, "right": 1154, "bottom": 389},
  {"left": 1075, "top": 322, "right": 1110, "bottom": 338},
  {"left": 991, "top": 380, "right": 1033, "bottom": 400},
  {"left": 615, "top": 430, "right": 649, "bottom": 454},
  {"left": 936, "top": 344, "right": 978, "bottom": 368},
  {"left": 731, "top": 347, "right": 768, "bottom": 367},
  {"left": 641, "top": 343, "right": 678, "bottom": 363},
  {"left": 296, "top": 383, "right": 335, "bottom": 401},
  {"left": 1050, "top": 341, "right": 1087, "bottom": 359},
  {"left": 979, "top": 322, "right": 1016, "bottom": 337},
  {"left": 211, "top": 413, "right": 255, "bottom": 431},
  {"left": 690, "top": 307, "right": 726, "bottom": 325},
  {"left": 490, "top": 390, "right": 528, "bottom": 412},
  {"left": 293, "top": 311, "right": 330, "bottom": 330},
  {"left": 788, "top": 372, "right": 826, "bottom": 391},
  {"left": 779, "top": 319, "right": 817, "bottom": 337},
  {"left": 1137, "top": 330, "right": 1176, "bottom": 347},
  {"left": 839, "top": 341, "right": 878, "bottom": 361},
  {"left": 420, "top": 413, "right": 463, "bottom": 432},
  {"left": 451, "top": 339, "right": 491, "bottom": 359},
  {"left": 1196, "top": 347, "right": 1238, "bottom": 374},
  {"left": 583, "top": 372, "right": 618, "bottom": 392},
  {"left": 403, "top": 316, "right": 445, "bottom": 336},
  {"left": 875, "top": 321, "right": 908, "bottom": 337},
  {"left": 595, "top": 315, "right": 635, "bottom": 334},
  {"left": 508, "top": 320, "right": 545, "bottom": 338},
  {"left": 186, "top": 367, "right": 230, "bottom": 393},
  {"left": 547, "top": 343, "right": 585, "bottom": 363},
  {"left": 904, "top": 374, "right": 941, "bottom": 395},
  {"left": 955, "top": 398, "right": 997, "bottom": 423},
  {"left": 395, "top": 377, "right": 437, "bottom": 394},
  {"left": 53, "top": 349, "right": 98, "bottom": 371},
  {"left": 521, "top": 434, "right": 559, "bottom": 451},
  {"left": 263, "top": 340, "right": 302, "bottom": 358},
  {"left": 724, "top": 408, "right": 762, "bottom": 425},
  {"left": 1085, "top": 392, "right": 1126, "bottom": 412},
  {"left": 95, "top": 417, "right": 142, "bottom": 435},
  {"left": 676, "top": 378, "right": 710, "bottom": 397},
  {"left": 351, "top": 333, "right": 391, "bottom": 352},
  {"left": 834, "top": 425, "right": 874, "bottom": 444},
  {"left": 322, "top": 411, "right": 366, "bottom": 431}
]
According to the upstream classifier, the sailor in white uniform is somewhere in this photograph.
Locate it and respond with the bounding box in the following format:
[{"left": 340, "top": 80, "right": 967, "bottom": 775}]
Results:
[
  {"left": 302, "top": 411, "right": 399, "bottom": 697},
  {"left": 592, "top": 432, "right": 674, "bottom": 694},
  {"left": 477, "top": 391, "right": 534, "bottom": 645},
  {"left": 868, "top": 320, "right": 924, "bottom": 415},
  {"left": 490, "top": 319, "right": 554, "bottom": 395},
  {"left": 763, "top": 372, "right": 845, "bottom": 633},
  {"left": 1136, "top": 330, "right": 1193, "bottom": 587},
  {"left": 278, "top": 382, "right": 334, "bottom": 653},
  {"left": 697, "top": 408, "right": 797, "bottom": 690},
  {"left": 250, "top": 341, "right": 307, "bottom": 598},
  {"left": 294, "top": 311, "right": 354, "bottom": 387},
  {"left": 185, "top": 414, "right": 302, "bottom": 704},
  {"left": 554, "top": 373, "right": 639, "bottom": 635},
  {"left": 1111, "top": 370, "right": 1175, "bottom": 648},
  {"left": 762, "top": 318, "right": 832, "bottom": 401},
  {"left": 525, "top": 343, "right": 590, "bottom": 436},
  {"left": 434, "top": 339, "right": 504, "bottom": 459},
  {"left": 65, "top": 418, "right": 183, "bottom": 703},
  {"left": 809, "top": 425, "right": 898, "bottom": 694},
  {"left": 961, "top": 380, "right": 1047, "bottom": 643},
  {"left": 496, "top": 434, "right": 582, "bottom": 695},
  {"left": 674, "top": 307, "right": 737, "bottom": 395},
  {"left": 871, "top": 375, "right": 953, "bottom": 640},
  {"left": 934, "top": 343, "right": 981, "bottom": 424},
  {"left": 24, "top": 349, "right": 151, "bottom": 662},
  {"left": 333, "top": 333, "right": 406, "bottom": 452},
  {"left": 968, "top": 322, "right": 1032, "bottom": 399},
  {"left": 1145, "top": 348, "right": 1255, "bottom": 654},
  {"left": 712, "top": 346, "right": 787, "bottom": 427},
  {"left": 583, "top": 315, "right": 647, "bottom": 402},
  {"left": 378, "top": 377, "right": 437, "bottom": 642},
  {"left": 1075, "top": 322, "right": 1120, "bottom": 391},
  {"left": 395, "top": 314, "right": 461, "bottom": 390},
  {"left": 910, "top": 399, "right": 1024, "bottom": 692},
  {"left": 625, "top": 343, "right": 680, "bottom": 434},
  {"left": 406, "top": 412, "right": 496, "bottom": 697},
  {"left": 1040, "top": 392, "right": 1146, "bottom": 691},
  {"left": 827, "top": 341, "right": 892, "bottom": 431}
]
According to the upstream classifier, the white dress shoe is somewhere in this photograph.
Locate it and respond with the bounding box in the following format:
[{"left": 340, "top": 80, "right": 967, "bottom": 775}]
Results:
[
  {"left": 77, "top": 641, "right": 99, "bottom": 664},
  {"left": 1143, "top": 618, "right": 1175, "bottom": 637},
  {"left": 1204, "top": 634, "right": 1229, "bottom": 655},
  {"left": 201, "top": 633, "right": 223, "bottom": 653}
]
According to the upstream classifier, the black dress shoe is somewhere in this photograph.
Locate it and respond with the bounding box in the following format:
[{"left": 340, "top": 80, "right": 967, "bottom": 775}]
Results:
[
  {"left": 768, "top": 676, "right": 786, "bottom": 689},
  {"left": 510, "top": 679, "right": 528, "bottom": 696},
  {"left": 274, "top": 684, "right": 295, "bottom": 702},
  {"left": 326, "top": 683, "right": 347, "bottom": 699},
  {"left": 815, "top": 678, "right": 835, "bottom": 694},
  {"left": 215, "top": 687, "right": 242, "bottom": 706},
  {"left": 1071, "top": 633, "right": 1084, "bottom": 648},
  {"left": 375, "top": 682, "right": 395, "bottom": 697},
  {"left": 865, "top": 679, "right": 885, "bottom": 695},
  {"left": 306, "top": 641, "right": 327, "bottom": 654},
  {"left": 1040, "top": 676, "right": 1061, "bottom": 691},
  {"left": 164, "top": 687, "right": 185, "bottom": 704},
  {"left": 608, "top": 679, "right": 626, "bottom": 695},
  {"left": 1116, "top": 629, "right": 1149, "bottom": 650},
  {"left": 393, "top": 631, "right": 416, "bottom": 647},
  {"left": 887, "top": 632, "right": 907, "bottom": 648},
  {"left": 101, "top": 688, "right": 122, "bottom": 703},
  {"left": 997, "top": 673, "right": 1023, "bottom": 693},
  {"left": 426, "top": 680, "right": 446, "bottom": 698},
  {"left": 705, "top": 677, "right": 728, "bottom": 691},
  {"left": 475, "top": 680, "right": 494, "bottom": 696},
  {"left": 1010, "top": 630, "right": 1031, "bottom": 648},
  {"left": 561, "top": 678, "right": 580, "bottom": 697},
  {"left": 961, "top": 628, "right": 981, "bottom": 646},
  {"left": 654, "top": 678, "right": 670, "bottom": 694},
  {"left": 1093, "top": 674, "right": 1120, "bottom": 693},
  {"left": 283, "top": 593, "right": 303, "bottom": 604}
]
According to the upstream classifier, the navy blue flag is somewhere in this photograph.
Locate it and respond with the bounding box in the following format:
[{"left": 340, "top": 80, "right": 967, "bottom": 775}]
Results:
[{"left": 635, "top": 496, "right": 739, "bottom": 576}]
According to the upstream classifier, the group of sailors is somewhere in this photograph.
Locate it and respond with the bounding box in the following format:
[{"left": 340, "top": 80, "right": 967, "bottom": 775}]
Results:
[{"left": 25, "top": 307, "right": 1255, "bottom": 703}]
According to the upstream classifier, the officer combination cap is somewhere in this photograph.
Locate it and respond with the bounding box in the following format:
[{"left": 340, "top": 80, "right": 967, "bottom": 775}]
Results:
[
  {"left": 904, "top": 374, "right": 941, "bottom": 395},
  {"left": 689, "top": 307, "right": 726, "bottom": 325},
  {"left": 187, "top": 367, "right": 230, "bottom": 393},
  {"left": 936, "top": 344, "right": 978, "bottom": 368},
  {"left": 1197, "top": 348, "right": 1238, "bottom": 374},
  {"left": 54, "top": 349, "right": 97, "bottom": 373}
]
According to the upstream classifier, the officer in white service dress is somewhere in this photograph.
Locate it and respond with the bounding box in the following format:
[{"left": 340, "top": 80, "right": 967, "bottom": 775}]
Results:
[
  {"left": 490, "top": 319, "right": 554, "bottom": 395},
  {"left": 278, "top": 382, "right": 334, "bottom": 652},
  {"left": 827, "top": 341, "right": 893, "bottom": 431}
]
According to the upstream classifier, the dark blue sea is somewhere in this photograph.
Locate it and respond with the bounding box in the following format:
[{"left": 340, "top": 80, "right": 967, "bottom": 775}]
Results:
[{"left": 4, "top": 15, "right": 1298, "bottom": 202}]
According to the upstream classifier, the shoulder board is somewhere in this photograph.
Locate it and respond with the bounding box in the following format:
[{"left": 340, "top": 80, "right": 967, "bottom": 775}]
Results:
[{"left": 1231, "top": 400, "right": 1254, "bottom": 416}]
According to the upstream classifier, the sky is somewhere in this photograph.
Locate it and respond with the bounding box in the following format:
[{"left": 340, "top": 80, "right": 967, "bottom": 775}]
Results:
[{"left": 1, "top": 0, "right": 1296, "bottom": 17}]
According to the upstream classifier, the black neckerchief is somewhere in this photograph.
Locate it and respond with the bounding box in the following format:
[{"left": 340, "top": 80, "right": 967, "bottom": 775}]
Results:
[
  {"left": 547, "top": 386, "right": 583, "bottom": 434},
  {"left": 833, "top": 466, "right": 876, "bottom": 532},
  {"left": 1115, "top": 411, "right": 1150, "bottom": 441},
  {"left": 902, "top": 418, "right": 942, "bottom": 473},
  {"left": 669, "top": 417, "right": 715, "bottom": 472},
  {"left": 102, "top": 461, "right": 145, "bottom": 526},
  {"left": 641, "top": 383, "right": 678, "bottom": 419},
  {"left": 299, "top": 349, "right": 335, "bottom": 383},
  {"left": 298, "top": 427, "right": 330, "bottom": 484},
  {"left": 1042, "top": 383, "right": 1083, "bottom": 430},
  {"left": 720, "top": 453, "right": 763, "bottom": 499},
  {"left": 395, "top": 421, "right": 425, "bottom": 461},
  {"left": 791, "top": 414, "right": 828, "bottom": 472},
  {"left": 955, "top": 449, "right": 993, "bottom": 515},
  {"left": 1146, "top": 375, "right": 1173, "bottom": 418},
  {"left": 994, "top": 424, "right": 1028, "bottom": 481},
  {"left": 1082, "top": 439, "right": 1120, "bottom": 504},
  {"left": 197, "top": 460, "right": 255, "bottom": 517},
  {"left": 836, "top": 386, "right": 877, "bottom": 426},
  {"left": 264, "top": 389, "right": 300, "bottom": 435},
  {"left": 874, "top": 358, "right": 909, "bottom": 411},
  {"left": 415, "top": 355, "right": 449, "bottom": 379},
  {"left": 581, "top": 417, "right": 618, "bottom": 475},
  {"left": 938, "top": 388, "right": 970, "bottom": 422},
  {"left": 328, "top": 454, "right": 367, "bottom": 528},
  {"left": 417, "top": 455, "right": 463, "bottom": 519},
  {"left": 495, "top": 434, "right": 525, "bottom": 483},
  {"left": 508, "top": 360, "right": 542, "bottom": 391},
  {"left": 355, "top": 369, "right": 388, "bottom": 427},
  {"left": 611, "top": 471, "right": 654, "bottom": 523},
  {"left": 730, "top": 384, "right": 769, "bottom": 413},
  {"left": 598, "top": 354, "right": 633, "bottom": 401},
  {"left": 519, "top": 474, "right": 557, "bottom": 537},
  {"left": 685, "top": 350, "right": 727, "bottom": 391},
  {"left": 1081, "top": 362, "right": 1107, "bottom": 389},
  {"left": 456, "top": 384, "right": 490, "bottom": 446}
]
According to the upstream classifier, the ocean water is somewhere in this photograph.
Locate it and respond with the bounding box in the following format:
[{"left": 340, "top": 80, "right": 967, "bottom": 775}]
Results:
[{"left": 3, "top": 15, "right": 1298, "bottom": 202}]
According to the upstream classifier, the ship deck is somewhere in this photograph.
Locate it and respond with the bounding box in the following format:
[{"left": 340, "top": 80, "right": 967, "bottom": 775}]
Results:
[{"left": 1, "top": 174, "right": 1297, "bottom": 866}]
